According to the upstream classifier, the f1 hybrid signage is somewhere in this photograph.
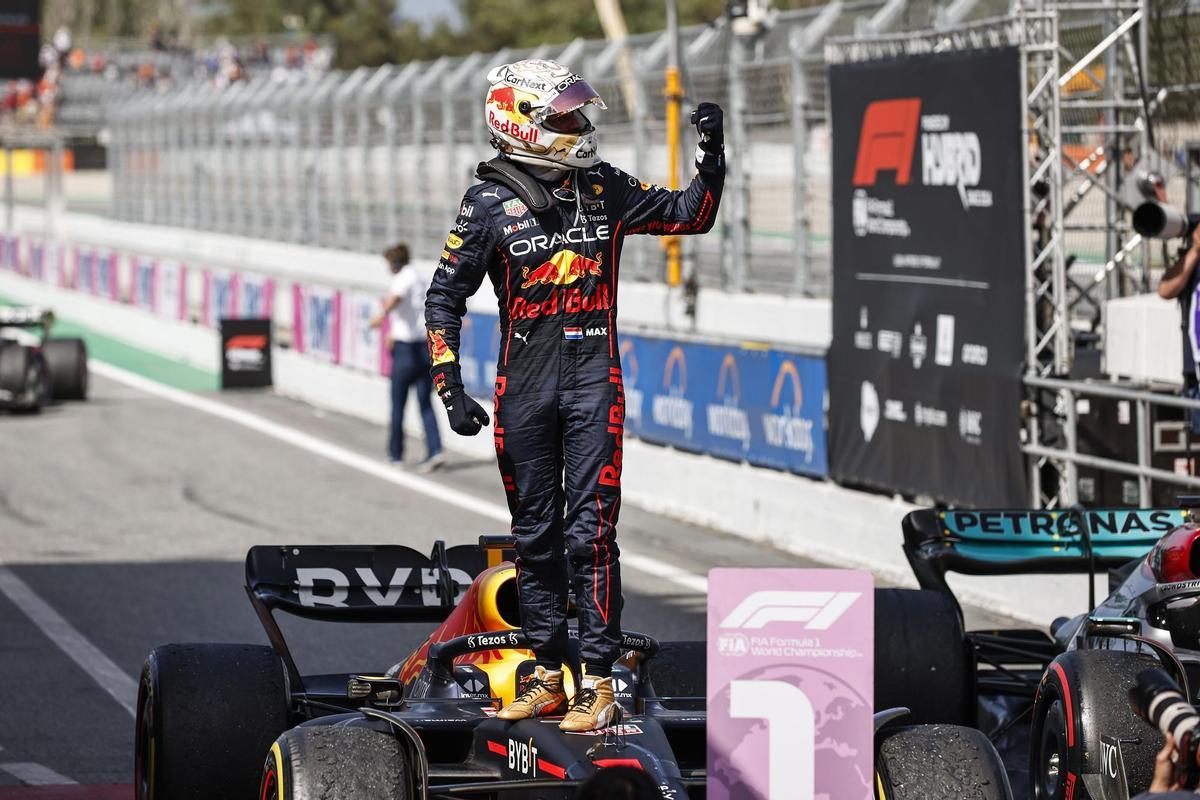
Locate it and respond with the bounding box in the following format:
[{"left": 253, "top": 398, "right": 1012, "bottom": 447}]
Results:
[
  {"left": 828, "top": 48, "right": 1026, "bottom": 507},
  {"left": 708, "top": 569, "right": 873, "bottom": 799}
]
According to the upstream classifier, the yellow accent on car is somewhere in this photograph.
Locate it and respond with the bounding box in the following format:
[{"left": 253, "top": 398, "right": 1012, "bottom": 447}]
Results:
[{"left": 270, "top": 741, "right": 285, "bottom": 800}]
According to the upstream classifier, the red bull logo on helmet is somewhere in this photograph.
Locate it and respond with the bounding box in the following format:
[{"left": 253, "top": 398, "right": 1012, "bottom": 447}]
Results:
[
  {"left": 519, "top": 249, "right": 603, "bottom": 289},
  {"left": 487, "top": 86, "right": 537, "bottom": 116}
]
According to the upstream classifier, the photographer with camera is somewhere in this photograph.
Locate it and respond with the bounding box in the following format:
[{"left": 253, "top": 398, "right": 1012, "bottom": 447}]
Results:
[
  {"left": 1156, "top": 218, "right": 1200, "bottom": 434},
  {"left": 1138, "top": 735, "right": 1192, "bottom": 796},
  {"left": 1132, "top": 667, "right": 1200, "bottom": 796}
]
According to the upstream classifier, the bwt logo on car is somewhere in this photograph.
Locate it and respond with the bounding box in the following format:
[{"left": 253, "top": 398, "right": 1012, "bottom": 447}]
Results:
[
  {"left": 852, "top": 97, "right": 991, "bottom": 209},
  {"left": 295, "top": 566, "right": 471, "bottom": 607}
]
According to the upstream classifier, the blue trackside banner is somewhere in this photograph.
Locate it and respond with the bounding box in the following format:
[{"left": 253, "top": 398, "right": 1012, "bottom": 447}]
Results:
[{"left": 455, "top": 316, "right": 829, "bottom": 478}]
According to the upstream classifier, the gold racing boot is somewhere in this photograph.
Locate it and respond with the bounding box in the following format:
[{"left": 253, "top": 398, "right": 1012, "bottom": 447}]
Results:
[
  {"left": 559, "top": 675, "right": 620, "bottom": 732},
  {"left": 497, "top": 666, "right": 567, "bottom": 721}
]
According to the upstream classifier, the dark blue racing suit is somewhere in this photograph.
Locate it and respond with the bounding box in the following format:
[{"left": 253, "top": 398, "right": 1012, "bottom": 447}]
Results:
[{"left": 425, "top": 156, "right": 723, "bottom": 672}]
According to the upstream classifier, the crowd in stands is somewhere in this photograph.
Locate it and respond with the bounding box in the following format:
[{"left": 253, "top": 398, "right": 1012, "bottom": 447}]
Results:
[{"left": 1, "top": 26, "right": 333, "bottom": 130}]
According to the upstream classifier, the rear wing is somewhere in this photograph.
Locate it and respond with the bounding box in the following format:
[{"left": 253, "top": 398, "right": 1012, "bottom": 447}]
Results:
[
  {"left": 0, "top": 306, "right": 52, "bottom": 329},
  {"left": 902, "top": 507, "right": 1185, "bottom": 610},
  {"left": 245, "top": 537, "right": 515, "bottom": 689}
]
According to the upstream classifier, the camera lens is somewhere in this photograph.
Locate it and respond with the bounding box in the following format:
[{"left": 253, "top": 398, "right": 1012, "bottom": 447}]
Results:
[{"left": 1131, "top": 668, "right": 1200, "bottom": 742}]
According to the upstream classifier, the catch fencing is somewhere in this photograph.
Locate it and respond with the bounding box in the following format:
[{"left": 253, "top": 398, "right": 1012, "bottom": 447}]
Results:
[
  {"left": 66, "top": 1, "right": 1200, "bottom": 298},
  {"left": 102, "top": 1, "right": 1024, "bottom": 296}
]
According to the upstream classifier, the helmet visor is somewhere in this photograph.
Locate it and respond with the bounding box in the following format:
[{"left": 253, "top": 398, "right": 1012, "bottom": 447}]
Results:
[
  {"left": 532, "top": 77, "right": 606, "bottom": 124},
  {"left": 542, "top": 109, "right": 592, "bottom": 134}
]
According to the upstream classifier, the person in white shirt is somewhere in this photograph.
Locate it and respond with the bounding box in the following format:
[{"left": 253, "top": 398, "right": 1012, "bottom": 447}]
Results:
[{"left": 370, "top": 243, "right": 444, "bottom": 470}]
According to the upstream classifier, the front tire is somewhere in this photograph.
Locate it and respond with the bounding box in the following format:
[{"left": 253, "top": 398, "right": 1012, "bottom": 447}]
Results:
[
  {"left": 134, "top": 643, "right": 289, "bottom": 800},
  {"left": 43, "top": 337, "right": 88, "bottom": 400},
  {"left": 0, "top": 345, "right": 48, "bottom": 412},
  {"left": 264, "top": 725, "right": 409, "bottom": 800},
  {"left": 877, "top": 724, "right": 1012, "bottom": 800}
]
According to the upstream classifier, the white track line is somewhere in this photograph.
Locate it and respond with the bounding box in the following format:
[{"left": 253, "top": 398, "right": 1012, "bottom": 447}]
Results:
[
  {"left": 0, "top": 566, "right": 138, "bottom": 717},
  {"left": 0, "top": 763, "right": 78, "bottom": 785},
  {"left": 90, "top": 360, "right": 709, "bottom": 594}
]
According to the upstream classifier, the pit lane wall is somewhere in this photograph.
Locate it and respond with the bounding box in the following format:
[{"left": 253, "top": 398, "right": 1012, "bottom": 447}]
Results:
[{"left": 0, "top": 206, "right": 1112, "bottom": 624}]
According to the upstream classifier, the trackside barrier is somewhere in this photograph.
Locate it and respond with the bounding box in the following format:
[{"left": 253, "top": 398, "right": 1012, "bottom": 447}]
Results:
[
  {"left": 290, "top": 277, "right": 831, "bottom": 479},
  {"left": 1, "top": 231, "right": 831, "bottom": 480},
  {"left": 3, "top": 243, "right": 1152, "bottom": 624}
]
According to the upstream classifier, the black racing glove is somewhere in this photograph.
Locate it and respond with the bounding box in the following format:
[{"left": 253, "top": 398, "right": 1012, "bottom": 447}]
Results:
[
  {"left": 691, "top": 102, "right": 724, "bottom": 153},
  {"left": 442, "top": 388, "right": 490, "bottom": 436},
  {"left": 434, "top": 365, "right": 490, "bottom": 436},
  {"left": 691, "top": 102, "right": 724, "bottom": 172}
]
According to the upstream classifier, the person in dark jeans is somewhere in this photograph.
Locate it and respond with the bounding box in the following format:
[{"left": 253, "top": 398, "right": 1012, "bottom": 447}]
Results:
[{"left": 371, "top": 243, "right": 444, "bottom": 471}]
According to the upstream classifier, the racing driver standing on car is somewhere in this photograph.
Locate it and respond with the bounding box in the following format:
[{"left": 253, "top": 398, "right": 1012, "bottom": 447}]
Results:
[{"left": 425, "top": 59, "right": 723, "bottom": 731}]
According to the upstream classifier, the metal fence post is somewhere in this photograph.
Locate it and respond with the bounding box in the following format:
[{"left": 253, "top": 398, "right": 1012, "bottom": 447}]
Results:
[
  {"left": 248, "top": 79, "right": 274, "bottom": 239},
  {"left": 725, "top": 31, "right": 750, "bottom": 292},
  {"left": 1136, "top": 397, "right": 1151, "bottom": 506},
  {"left": 1062, "top": 386, "right": 1079, "bottom": 506},
  {"left": 382, "top": 64, "right": 421, "bottom": 247},
  {"left": 412, "top": 58, "right": 450, "bottom": 257},
  {"left": 333, "top": 68, "right": 369, "bottom": 249},
  {"left": 789, "top": 30, "right": 810, "bottom": 295},
  {"left": 444, "top": 54, "right": 483, "bottom": 238},
  {"left": 360, "top": 66, "right": 394, "bottom": 253}
]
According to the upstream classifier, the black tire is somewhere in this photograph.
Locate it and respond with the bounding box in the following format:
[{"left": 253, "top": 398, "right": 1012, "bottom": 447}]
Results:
[
  {"left": 875, "top": 588, "right": 975, "bottom": 725},
  {"left": 1030, "top": 650, "right": 1161, "bottom": 800},
  {"left": 0, "top": 344, "right": 47, "bottom": 412},
  {"left": 646, "top": 640, "right": 706, "bottom": 699},
  {"left": 43, "top": 338, "right": 88, "bottom": 400},
  {"left": 135, "top": 643, "right": 290, "bottom": 800},
  {"left": 877, "top": 724, "right": 1012, "bottom": 800},
  {"left": 263, "top": 725, "right": 409, "bottom": 800}
]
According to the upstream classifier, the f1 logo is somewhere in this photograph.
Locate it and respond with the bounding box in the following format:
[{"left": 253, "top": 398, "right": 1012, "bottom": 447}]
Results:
[
  {"left": 852, "top": 98, "right": 921, "bottom": 187},
  {"left": 719, "top": 591, "right": 860, "bottom": 630}
]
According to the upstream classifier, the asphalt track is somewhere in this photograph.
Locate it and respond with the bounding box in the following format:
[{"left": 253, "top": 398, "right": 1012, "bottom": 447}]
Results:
[{"left": 0, "top": 367, "right": 1019, "bottom": 795}]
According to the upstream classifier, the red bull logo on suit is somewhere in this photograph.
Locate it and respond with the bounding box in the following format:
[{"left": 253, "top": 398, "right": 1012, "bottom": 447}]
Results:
[
  {"left": 519, "top": 250, "right": 603, "bottom": 288},
  {"left": 509, "top": 285, "right": 611, "bottom": 321}
]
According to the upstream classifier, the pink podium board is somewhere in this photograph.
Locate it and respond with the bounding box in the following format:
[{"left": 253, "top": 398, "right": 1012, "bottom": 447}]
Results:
[{"left": 707, "top": 568, "right": 874, "bottom": 800}]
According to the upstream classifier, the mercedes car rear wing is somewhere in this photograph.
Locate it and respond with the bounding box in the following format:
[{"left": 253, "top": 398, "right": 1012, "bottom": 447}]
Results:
[
  {"left": 245, "top": 536, "right": 516, "bottom": 689},
  {"left": 0, "top": 306, "right": 53, "bottom": 329},
  {"left": 902, "top": 507, "right": 1184, "bottom": 615}
]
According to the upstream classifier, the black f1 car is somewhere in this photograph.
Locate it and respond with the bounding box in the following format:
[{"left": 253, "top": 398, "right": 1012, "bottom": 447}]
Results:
[
  {"left": 135, "top": 536, "right": 1012, "bottom": 799},
  {"left": 901, "top": 501, "right": 1200, "bottom": 800},
  {"left": 0, "top": 306, "right": 88, "bottom": 412}
]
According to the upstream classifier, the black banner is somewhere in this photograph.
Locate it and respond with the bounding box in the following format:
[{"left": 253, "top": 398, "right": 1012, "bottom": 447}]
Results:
[
  {"left": 828, "top": 48, "right": 1026, "bottom": 507},
  {"left": 220, "top": 318, "right": 272, "bottom": 389},
  {"left": 0, "top": 0, "right": 41, "bottom": 80}
]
